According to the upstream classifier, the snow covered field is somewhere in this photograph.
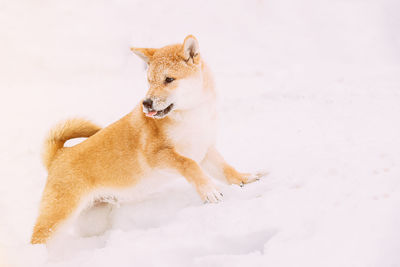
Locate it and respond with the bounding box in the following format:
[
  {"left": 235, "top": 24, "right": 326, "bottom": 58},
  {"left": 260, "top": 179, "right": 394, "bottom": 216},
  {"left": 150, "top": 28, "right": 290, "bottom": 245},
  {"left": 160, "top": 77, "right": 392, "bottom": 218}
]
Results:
[{"left": 1, "top": 0, "right": 400, "bottom": 266}]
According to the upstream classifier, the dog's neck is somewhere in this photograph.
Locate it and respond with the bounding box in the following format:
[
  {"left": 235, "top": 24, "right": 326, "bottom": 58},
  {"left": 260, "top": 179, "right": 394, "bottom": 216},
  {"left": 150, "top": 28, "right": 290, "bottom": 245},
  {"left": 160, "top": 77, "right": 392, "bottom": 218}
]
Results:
[{"left": 200, "top": 60, "right": 216, "bottom": 98}]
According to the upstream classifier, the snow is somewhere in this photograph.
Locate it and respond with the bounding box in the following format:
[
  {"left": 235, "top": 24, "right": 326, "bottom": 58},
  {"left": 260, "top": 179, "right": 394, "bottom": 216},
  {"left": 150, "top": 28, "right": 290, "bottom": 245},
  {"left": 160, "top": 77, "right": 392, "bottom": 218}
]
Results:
[{"left": 1, "top": 0, "right": 400, "bottom": 266}]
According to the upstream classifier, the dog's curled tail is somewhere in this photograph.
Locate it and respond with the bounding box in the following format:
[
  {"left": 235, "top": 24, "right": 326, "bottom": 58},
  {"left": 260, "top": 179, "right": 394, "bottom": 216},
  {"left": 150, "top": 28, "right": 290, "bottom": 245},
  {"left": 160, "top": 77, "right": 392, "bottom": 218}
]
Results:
[{"left": 42, "top": 118, "right": 101, "bottom": 171}]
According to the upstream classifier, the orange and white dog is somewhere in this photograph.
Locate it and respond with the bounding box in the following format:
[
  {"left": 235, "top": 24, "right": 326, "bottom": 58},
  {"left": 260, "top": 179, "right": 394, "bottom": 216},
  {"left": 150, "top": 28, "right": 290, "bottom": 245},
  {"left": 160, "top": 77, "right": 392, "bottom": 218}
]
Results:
[{"left": 31, "top": 35, "right": 265, "bottom": 244}]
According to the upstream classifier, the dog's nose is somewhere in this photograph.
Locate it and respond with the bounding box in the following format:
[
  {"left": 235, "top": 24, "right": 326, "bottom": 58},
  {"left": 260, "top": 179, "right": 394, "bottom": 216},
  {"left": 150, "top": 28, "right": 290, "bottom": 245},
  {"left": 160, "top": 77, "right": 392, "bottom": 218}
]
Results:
[{"left": 142, "top": 98, "right": 153, "bottom": 109}]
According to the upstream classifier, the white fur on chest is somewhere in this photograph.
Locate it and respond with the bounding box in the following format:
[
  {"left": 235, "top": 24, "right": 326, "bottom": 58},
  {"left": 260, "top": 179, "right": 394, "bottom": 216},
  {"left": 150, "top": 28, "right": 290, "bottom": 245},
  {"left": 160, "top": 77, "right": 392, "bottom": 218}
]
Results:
[{"left": 167, "top": 103, "right": 216, "bottom": 163}]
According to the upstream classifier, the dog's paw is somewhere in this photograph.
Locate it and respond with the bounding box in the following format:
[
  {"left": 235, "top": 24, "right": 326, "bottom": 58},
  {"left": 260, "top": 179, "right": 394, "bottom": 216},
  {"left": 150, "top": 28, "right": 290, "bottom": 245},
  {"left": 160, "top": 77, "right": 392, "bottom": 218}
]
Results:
[
  {"left": 239, "top": 171, "right": 268, "bottom": 187},
  {"left": 198, "top": 183, "right": 223, "bottom": 204}
]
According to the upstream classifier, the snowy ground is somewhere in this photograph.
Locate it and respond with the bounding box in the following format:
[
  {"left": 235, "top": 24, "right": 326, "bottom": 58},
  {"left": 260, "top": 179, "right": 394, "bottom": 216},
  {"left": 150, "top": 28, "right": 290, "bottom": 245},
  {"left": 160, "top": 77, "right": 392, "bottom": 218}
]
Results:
[{"left": 1, "top": 0, "right": 400, "bottom": 266}]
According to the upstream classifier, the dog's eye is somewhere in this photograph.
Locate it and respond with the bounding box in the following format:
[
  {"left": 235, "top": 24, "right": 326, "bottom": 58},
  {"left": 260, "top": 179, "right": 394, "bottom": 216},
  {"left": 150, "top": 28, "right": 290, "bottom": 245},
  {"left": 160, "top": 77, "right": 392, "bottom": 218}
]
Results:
[{"left": 165, "top": 77, "right": 175, "bottom": 84}]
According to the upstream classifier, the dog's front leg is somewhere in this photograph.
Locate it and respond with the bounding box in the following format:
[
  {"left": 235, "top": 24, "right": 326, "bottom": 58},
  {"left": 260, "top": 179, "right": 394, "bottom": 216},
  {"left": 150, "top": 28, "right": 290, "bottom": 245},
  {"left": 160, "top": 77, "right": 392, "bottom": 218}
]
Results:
[
  {"left": 201, "top": 146, "right": 266, "bottom": 186},
  {"left": 157, "top": 148, "right": 223, "bottom": 203}
]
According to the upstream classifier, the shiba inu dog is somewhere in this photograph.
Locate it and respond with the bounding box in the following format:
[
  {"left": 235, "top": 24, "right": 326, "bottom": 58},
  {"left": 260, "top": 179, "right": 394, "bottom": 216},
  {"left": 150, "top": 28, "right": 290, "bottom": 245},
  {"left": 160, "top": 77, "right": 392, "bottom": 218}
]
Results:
[{"left": 31, "top": 35, "right": 265, "bottom": 244}]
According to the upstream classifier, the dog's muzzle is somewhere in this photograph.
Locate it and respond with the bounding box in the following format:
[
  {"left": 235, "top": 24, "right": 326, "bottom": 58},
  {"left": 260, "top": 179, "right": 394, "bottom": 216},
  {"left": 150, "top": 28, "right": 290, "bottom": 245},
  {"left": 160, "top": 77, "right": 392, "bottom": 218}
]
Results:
[{"left": 142, "top": 98, "right": 174, "bottom": 119}]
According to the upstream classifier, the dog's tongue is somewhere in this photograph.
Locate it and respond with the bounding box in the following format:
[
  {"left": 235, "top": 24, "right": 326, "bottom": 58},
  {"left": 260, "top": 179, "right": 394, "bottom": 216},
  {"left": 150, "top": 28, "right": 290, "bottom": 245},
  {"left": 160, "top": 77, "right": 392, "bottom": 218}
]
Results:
[{"left": 146, "top": 111, "right": 157, "bottom": 117}]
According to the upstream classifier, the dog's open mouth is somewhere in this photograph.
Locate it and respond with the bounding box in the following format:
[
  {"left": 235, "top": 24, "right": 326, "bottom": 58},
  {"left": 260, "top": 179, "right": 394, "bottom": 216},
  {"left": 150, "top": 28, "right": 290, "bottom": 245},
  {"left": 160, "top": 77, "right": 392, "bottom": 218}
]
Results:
[{"left": 145, "top": 103, "right": 174, "bottom": 119}]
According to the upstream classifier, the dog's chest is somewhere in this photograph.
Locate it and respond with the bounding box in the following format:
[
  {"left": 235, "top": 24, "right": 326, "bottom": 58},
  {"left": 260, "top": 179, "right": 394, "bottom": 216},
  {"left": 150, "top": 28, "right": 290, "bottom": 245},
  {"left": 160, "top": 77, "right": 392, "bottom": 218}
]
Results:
[{"left": 166, "top": 105, "right": 216, "bottom": 163}]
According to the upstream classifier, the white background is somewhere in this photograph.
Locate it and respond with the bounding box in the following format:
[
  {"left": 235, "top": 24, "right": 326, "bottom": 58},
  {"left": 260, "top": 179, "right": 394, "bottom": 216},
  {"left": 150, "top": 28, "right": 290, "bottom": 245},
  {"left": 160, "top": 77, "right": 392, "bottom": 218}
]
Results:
[{"left": 0, "top": 0, "right": 399, "bottom": 266}]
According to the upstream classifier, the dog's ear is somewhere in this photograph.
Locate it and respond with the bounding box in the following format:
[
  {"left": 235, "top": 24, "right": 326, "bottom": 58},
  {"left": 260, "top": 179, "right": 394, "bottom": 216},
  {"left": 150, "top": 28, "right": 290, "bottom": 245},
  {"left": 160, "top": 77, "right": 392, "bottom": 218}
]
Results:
[
  {"left": 130, "top": 47, "right": 156, "bottom": 64},
  {"left": 182, "top": 35, "right": 200, "bottom": 64}
]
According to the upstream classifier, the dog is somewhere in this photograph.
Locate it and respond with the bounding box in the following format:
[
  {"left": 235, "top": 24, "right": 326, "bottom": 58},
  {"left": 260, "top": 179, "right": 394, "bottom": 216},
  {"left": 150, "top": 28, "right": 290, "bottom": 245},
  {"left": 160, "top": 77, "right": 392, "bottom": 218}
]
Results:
[{"left": 31, "top": 35, "right": 265, "bottom": 244}]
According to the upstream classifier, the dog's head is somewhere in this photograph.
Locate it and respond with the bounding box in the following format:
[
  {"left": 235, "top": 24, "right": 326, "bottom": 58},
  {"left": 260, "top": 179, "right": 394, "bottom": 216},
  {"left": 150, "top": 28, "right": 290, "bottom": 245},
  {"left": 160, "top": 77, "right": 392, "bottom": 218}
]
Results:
[{"left": 131, "top": 35, "right": 204, "bottom": 119}]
